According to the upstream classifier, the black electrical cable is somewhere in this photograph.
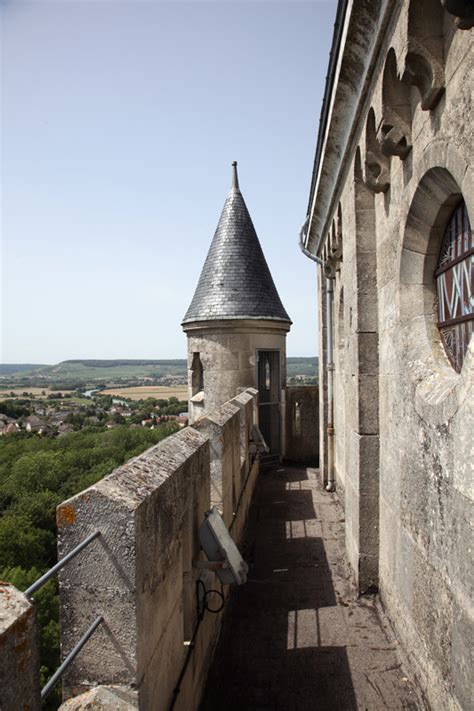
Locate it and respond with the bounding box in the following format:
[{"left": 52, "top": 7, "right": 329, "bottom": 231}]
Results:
[{"left": 169, "top": 578, "right": 226, "bottom": 710}]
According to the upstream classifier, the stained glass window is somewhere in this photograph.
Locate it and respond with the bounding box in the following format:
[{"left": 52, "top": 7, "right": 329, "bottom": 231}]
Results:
[{"left": 435, "top": 200, "right": 473, "bottom": 372}]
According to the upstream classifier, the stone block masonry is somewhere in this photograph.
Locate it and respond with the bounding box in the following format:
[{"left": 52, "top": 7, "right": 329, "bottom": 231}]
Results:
[
  {"left": 0, "top": 583, "right": 41, "bottom": 710},
  {"left": 54, "top": 387, "right": 258, "bottom": 710}
]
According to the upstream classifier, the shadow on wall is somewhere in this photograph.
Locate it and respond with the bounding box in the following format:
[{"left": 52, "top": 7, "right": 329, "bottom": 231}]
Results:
[
  {"left": 201, "top": 466, "right": 356, "bottom": 711},
  {"left": 285, "top": 386, "right": 320, "bottom": 465}
]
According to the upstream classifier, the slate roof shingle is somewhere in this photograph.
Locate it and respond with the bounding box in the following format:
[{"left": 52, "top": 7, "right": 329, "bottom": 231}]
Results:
[{"left": 182, "top": 164, "right": 291, "bottom": 325}]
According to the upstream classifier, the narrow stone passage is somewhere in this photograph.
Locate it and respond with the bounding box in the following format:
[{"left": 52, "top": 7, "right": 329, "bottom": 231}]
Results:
[{"left": 201, "top": 465, "right": 421, "bottom": 711}]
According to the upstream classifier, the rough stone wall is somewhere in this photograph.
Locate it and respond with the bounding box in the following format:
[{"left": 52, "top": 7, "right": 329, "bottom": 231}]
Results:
[
  {"left": 285, "top": 385, "right": 319, "bottom": 463},
  {"left": 56, "top": 388, "right": 260, "bottom": 711},
  {"left": 0, "top": 584, "right": 41, "bottom": 711},
  {"left": 193, "top": 401, "right": 241, "bottom": 527},
  {"left": 57, "top": 427, "right": 210, "bottom": 707},
  {"left": 318, "top": 5, "right": 473, "bottom": 709}
]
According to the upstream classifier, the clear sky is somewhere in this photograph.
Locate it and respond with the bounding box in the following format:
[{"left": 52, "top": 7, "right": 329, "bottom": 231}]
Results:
[{"left": 1, "top": 0, "right": 335, "bottom": 363}]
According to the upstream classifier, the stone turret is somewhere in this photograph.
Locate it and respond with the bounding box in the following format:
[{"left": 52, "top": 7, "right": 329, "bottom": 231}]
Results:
[{"left": 182, "top": 162, "right": 291, "bottom": 449}]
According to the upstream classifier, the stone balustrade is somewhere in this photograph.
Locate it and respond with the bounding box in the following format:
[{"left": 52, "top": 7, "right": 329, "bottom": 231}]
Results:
[{"left": 0, "top": 387, "right": 259, "bottom": 711}]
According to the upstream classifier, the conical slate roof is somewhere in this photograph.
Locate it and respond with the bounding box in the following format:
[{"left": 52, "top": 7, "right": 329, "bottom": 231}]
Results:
[{"left": 182, "top": 163, "right": 291, "bottom": 325}]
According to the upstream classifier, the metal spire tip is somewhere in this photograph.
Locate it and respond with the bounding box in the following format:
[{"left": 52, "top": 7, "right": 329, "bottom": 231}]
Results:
[{"left": 231, "top": 161, "right": 239, "bottom": 190}]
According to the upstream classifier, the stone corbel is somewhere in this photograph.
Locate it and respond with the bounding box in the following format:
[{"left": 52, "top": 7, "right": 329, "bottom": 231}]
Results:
[
  {"left": 402, "top": 42, "right": 444, "bottom": 110},
  {"left": 323, "top": 216, "right": 342, "bottom": 279},
  {"left": 380, "top": 116, "right": 411, "bottom": 159},
  {"left": 441, "top": 0, "right": 474, "bottom": 30},
  {"left": 329, "top": 215, "right": 343, "bottom": 262},
  {"left": 364, "top": 109, "right": 390, "bottom": 193},
  {"left": 364, "top": 147, "right": 390, "bottom": 193}
]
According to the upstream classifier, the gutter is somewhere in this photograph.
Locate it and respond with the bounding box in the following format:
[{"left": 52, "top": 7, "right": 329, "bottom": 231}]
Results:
[
  {"left": 305, "top": 0, "right": 349, "bottom": 236},
  {"left": 299, "top": 1, "right": 348, "bottom": 491}
]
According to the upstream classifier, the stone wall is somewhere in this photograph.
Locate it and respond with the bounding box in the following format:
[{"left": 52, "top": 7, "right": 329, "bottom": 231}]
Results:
[
  {"left": 285, "top": 385, "right": 319, "bottom": 464},
  {"left": 0, "top": 584, "right": 41, "bottom": 710},
  {"left": 54, "top": 387, "right": 259, "bottom": 710},
  {"left": 0, "top": 388, "right": 260, "bottom": 711},
  {"left": 312, "top": 2, "right": 473, "bottom": 709},
  {"left": 183, "top": 319, "right": 288, "bottom": 423}
]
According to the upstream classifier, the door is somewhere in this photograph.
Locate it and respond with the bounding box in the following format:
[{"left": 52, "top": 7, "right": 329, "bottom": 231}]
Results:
[{"left": 257, "top": 350, "right": 281, "bottom": 458}]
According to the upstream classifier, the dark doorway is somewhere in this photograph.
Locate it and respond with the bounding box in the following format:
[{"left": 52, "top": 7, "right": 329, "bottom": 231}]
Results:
[{"left": 257, "top": 349, "right": 281, "bottom": 459}]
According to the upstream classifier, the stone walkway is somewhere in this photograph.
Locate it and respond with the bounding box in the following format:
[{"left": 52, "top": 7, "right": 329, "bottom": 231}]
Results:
[{"left": 201, "top": 465, "right": 422, "bottom": 711}]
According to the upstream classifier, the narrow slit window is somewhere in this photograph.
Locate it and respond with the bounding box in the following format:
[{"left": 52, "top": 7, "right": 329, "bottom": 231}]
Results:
[
  {"left": 294, "top": 401, "right": 302, "bottom": 437},
  {"left": 191, "top": 352, "right": 204, "bottom": 395}
]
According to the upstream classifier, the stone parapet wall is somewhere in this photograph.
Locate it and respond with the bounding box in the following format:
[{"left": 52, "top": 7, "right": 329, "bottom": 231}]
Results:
[
  {"left": 0, "top": 388, "right": 260, "bottom": 711},
  {"left": 54, "top": 387, "right": 259, "bottom": 710},
  {"left": 0, "top": 583, "right": 41, "bottom": 711}
]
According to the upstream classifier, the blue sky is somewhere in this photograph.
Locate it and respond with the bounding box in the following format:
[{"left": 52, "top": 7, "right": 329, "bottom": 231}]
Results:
[{"left": 1, "top": 0, "right": 336, "bottom": 363}]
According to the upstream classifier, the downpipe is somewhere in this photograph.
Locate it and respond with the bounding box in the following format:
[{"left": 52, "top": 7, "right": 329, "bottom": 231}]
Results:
[
  {"left": 325, "top": 277, "right": 335, "bottom": 492},
  {"left": 298, "top": 218, "right": 335, "bottom": 493}
]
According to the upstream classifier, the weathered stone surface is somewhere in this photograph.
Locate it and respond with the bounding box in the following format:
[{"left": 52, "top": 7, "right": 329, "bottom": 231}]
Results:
[
  {"left": 56, "top": 387, "right": 261, "bottom": 711},
  {"left": 192, "top": 401, "right": 240, "bottom": 526},
  {"left": 57, "top": 427, "right": 210, "bottom": 709},
  {"left": 0, "top": 583, "right": 41, "bottom": 710},
  {"left": 184, "top": 322, "right": 288, "bottom": 425},
  {"left": 59, "top": 686, "right": 138, "bottom": 709},
  {"left": 310, "top": 4, "right": 473, "bottom": 709}
]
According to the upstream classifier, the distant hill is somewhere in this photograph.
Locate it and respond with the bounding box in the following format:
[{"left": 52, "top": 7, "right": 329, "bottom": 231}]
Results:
[
  {"left": 0, "top": 364, "right": 48, "bottom": 375},
  {"left": 287, "top": 357, "right": 318, "bottom": 377},
  {"left": 15, "top": 360, "right": 188, "bottom": 383},
  {"left": 0, "top": 357, "right": 318, "bottom": 385}
]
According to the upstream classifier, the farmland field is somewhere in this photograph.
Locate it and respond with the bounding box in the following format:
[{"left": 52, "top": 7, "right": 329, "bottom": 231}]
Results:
[
  {"left": 0, "top": 387, "right": 73, "bottom": 400},
  {"left": 99, "top": 385, "right": 188, "bottom": 401}
]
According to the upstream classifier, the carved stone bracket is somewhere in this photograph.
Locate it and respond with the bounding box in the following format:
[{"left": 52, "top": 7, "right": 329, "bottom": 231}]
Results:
[
  {"left": 364, "top": 148, "right": 390, "bottom": 193},
  {"left": 380, "top": 121, "right": 412, "bottom": 159},
  {"left": 364, "top": 109, "right": 390, "bottom": 193},
  {"left": 381, "top": 51, "right": 412, "bottom": 159},
  {"left": 322, "top": 212, "right": 343, "bottom": 278},
  {"left": 402, "top": 44, "right": 445, "bottom": 110}
]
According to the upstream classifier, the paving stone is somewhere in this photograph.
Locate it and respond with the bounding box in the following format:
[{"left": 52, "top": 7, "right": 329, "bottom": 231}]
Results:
[{"left": 201, "top": 465, "right": 423, "bottom": 711}]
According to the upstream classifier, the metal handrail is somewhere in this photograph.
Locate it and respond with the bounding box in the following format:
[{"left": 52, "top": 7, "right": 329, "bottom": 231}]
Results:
[
  {"left": 41, "top": 616, "right": 104, "bottom": 700},
  {"left": 25, "top": 531, "right": 101, "bottom": 596}
]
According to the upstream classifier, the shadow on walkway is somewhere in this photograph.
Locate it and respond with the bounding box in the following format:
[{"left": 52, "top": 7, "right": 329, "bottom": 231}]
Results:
[{"left": 201, "top": 465, "right": 419, "bottom": 711}]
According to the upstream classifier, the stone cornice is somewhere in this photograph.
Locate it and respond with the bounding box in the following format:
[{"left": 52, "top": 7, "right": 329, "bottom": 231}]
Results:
[
  {"left": 182, "top": 318, "right": 291, "bottom": 335},
  {"left": 306, "top": 0, "right": 398, "bottom": 256}
]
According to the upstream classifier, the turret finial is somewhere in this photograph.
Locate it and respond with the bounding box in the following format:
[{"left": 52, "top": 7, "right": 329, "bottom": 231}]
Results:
[{"left": 232, "top": 161, "right": 239, "bottom": 190}]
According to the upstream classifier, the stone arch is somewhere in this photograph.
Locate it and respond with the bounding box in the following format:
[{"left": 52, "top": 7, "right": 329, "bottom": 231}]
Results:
[
  {"left": 364, "top": 107, "right": 390, "bottom": 193},
  {"left": 399, "top": 162, "right": 473, "bottom": 423},
  {"left": 381, "top": 48, "right": 412, "bottom": 160},
  {"left": 402, "top": 0, "right": 445, "bottom": 110}
]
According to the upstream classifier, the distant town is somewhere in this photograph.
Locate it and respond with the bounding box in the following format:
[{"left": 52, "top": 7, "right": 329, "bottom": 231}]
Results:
[{"left": 0, "top": 357, "right": 317, "bottom": 437}]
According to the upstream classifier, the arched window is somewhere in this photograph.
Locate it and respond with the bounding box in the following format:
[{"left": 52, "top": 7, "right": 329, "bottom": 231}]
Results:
[{"left": 435, "top": 200, "right": 473, "bottom": 372}]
